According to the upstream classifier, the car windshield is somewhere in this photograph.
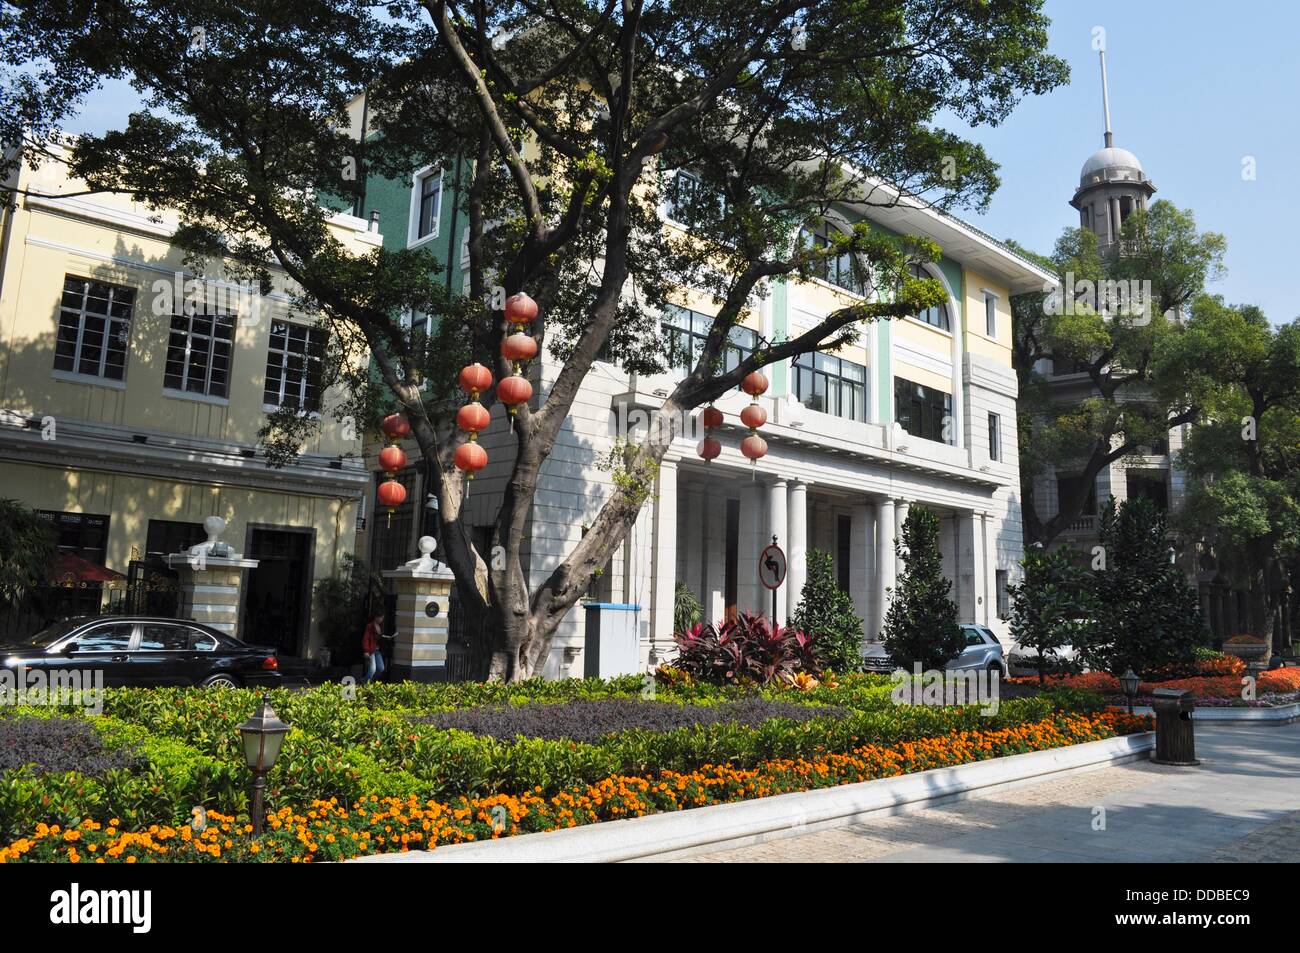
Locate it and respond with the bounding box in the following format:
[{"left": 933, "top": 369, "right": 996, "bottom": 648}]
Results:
[{"left": 22, "top": 618, "right": 84, "bottom": 647}]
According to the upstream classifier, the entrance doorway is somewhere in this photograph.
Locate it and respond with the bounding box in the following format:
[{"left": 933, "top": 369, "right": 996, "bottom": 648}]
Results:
[{"left": 243, "top": 528, "right": 313, "bottom": 656}]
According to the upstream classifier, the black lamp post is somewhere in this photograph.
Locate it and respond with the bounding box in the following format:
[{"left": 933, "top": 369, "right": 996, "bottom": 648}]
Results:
[
  {"left": 237, "top": 695, "right": 290, "bottom": 835},
  {"left": 1119, "top": 668, "right": 1140, "bottom": 715}
]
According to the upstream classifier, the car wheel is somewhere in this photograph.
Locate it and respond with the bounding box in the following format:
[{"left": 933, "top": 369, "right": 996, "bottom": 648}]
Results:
[{"left": 200, "top": 673, "right": 241, "bottom": 689}]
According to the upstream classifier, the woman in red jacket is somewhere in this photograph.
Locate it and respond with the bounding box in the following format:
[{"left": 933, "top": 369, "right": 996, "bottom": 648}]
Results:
[{"left": 362, "top": 610, "right": 387, "bottom": 683}]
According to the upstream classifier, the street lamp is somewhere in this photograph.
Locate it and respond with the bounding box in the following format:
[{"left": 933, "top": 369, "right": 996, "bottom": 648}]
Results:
[
  {"left": 1119, "top": 668, "right": 1140, "bottom": 715},
  {"left": 238, "top": 695, "right": 290, "bottom": 835}
]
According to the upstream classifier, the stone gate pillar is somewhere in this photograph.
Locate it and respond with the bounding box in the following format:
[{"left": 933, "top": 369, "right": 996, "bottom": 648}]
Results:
[
  {"left": 383, "top": 536, "right": 456, "bottom": 682},
  {"left": 164, "top": 516, "right": 258, "bottom": 636}
]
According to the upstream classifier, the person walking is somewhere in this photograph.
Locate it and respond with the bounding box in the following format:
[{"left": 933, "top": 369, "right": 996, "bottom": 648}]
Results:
[{"left": 362, "top": 610, "right": 387, "bottom": 683}]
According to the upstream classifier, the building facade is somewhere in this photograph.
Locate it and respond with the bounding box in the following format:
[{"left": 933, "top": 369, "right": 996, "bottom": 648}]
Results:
[
  {"left": 0, "top": 154, "right": 372, "bottom": 655},
  {"left": 353, "top": 125, "right": 1052, "bottom": 676}
]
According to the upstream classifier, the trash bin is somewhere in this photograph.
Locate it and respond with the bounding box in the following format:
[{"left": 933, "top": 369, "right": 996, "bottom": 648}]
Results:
[{"left": 1150, "top": 687, "right": 1200, "bottom": 766}]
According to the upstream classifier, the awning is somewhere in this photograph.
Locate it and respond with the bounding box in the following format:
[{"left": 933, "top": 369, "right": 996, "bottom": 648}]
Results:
[{"left": 52, "top": 553, "right": 127, "bottom": 586}]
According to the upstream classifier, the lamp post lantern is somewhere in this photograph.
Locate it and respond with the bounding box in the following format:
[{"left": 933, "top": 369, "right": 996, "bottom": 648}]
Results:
[
  {"left": 1119, "top": 668, "right": 1140, "bottom": 715},
  {"left": 238, "top": 695, "right": 290, "bottom": 835}
]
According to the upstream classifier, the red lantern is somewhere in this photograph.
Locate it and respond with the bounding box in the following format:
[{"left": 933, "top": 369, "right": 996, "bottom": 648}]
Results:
[
  {"left": 741, "top": 370, "right": 769, "bottom": 397},
  {"left": 740, "top": 403, "right": 768, "bottom": 430},
  {"left": 497, "top": 375, "right": 534, "bottom": 409},
  {"left": 458, "top": 363, "right": 494, "bottom": 396},
  {"left": 504, "top": 292, "right": 538, "bottom": 325},
  {"left": 701, "top": 406, "right": 724, "bottom": 430},
  {"left": 455, "top": 441, "right": 488, "bottom": 477},
  {"left": 456, "top": 402, "right": 491, "bottom": 434},
  {"left": 501, "top": 333, "right": 539, "bottom": 362},
  {"left": 378, "top": 445, "right": 407, "bottom": 474},
  {"left": 697, "top": 436, "right": 722, "bottom": 461},
  {"left": 377, "top": 479, "right": 408, "bottom": 509},
  {"left": 380, "top": 413, "right": 411, "bottom": 440},
  {"left": 740, "top": 434, "right": 768, "bottom": 461}
]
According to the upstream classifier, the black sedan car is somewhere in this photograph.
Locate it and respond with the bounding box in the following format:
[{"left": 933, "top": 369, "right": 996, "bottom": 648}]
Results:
[{"left": 1, "top": 616, "right": 281, "bottom": 688}]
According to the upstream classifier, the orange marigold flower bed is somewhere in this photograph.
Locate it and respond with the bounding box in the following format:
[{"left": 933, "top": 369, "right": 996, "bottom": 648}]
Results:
[{"left": 0, "top": 711, "right": 1150, "bottom": 864}]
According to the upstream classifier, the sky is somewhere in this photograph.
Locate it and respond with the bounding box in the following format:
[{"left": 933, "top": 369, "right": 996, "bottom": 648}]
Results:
[
  {"left": 943, "top": 0, "right": 1299, "bottom": 324},
  {"left": 57, "top": 0, "right": 1297, "bottom": 322}
]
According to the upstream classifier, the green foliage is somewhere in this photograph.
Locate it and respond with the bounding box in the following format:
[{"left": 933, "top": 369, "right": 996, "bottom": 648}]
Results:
[
  {"left": 671, "top": 613, "right": 821, "bottom": 685},
  {"left": 314, "top": 554, "right": 386, "bottom": 666},
  {"left": 1081, "top": 498, "right": 1203, "bottom": 677},
  {"left": 0, "top": 499, "right": 56, "bottom": 611},
  {"left": 790, "top": 550, "right": 865, "bottom": 673},
  {"left": 880, "top": 507, "right": 964, "bottom": 670},
  {"left": 1007, "top": 545, "right": 1096, "bottom": 684},
  {"left": 672, "top": 582, "right": 703, "bottom": 634}
]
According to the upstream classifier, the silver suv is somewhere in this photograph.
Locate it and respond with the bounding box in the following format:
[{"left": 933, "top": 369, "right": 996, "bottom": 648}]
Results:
[{"left": 862, "top": 623, "right": 1007, "bottom": 675}]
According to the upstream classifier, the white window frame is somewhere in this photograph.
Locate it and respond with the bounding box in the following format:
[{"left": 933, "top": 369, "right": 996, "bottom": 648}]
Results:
[
  {"left": 163, "top": 311, "right": 235, "bottom": 402},
  {"left": 407, "top": 166, "right": 443, "bottom": 248},
  {"left": 53, "top": 275, "right": 136, "bottom": 383},
  {"left": 983, "top": 289, "right": 999, "bottom": 339},
  {"left": 262, "top": 320, "right": 326, "bottom": 414}
]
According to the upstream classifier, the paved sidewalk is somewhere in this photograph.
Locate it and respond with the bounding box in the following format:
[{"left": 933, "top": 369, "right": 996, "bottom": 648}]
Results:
[{"left": 670, "top": 723, "right": 1300, "bottom": 862}]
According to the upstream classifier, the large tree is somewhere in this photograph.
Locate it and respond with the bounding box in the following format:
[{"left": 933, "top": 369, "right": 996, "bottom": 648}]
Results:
[
  {"left": 1, "top": 0, "right": 1066, "bottom": 679},
  {"left": 1164, "top": 297, "right": 1300, "bottom": 651},
  {"left": 1009, "top": 202, "right": 1226, "bottom": 545}
]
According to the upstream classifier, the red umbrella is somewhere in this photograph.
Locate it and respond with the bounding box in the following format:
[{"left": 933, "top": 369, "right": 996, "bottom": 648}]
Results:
[{"left": 53, "top": 552, "right": 126, "bottom": 585}]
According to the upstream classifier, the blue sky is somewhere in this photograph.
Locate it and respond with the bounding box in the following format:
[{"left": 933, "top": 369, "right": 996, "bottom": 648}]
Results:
[
  {"left": 63, "top": 1, "right": 1294, "bottom": 321},
  {"left": 946, "top": 0, "right": 1297, "bottom": 323}
]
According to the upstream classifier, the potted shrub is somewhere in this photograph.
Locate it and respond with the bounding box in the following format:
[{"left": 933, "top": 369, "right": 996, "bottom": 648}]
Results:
[{"left": 1222, "top": 635, "right": 1269, "bottom": 660}]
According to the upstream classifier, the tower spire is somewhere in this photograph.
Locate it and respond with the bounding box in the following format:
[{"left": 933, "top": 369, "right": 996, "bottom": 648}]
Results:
[{"left": 1099, "top": 49, "right": 1114, "bottom": 148}]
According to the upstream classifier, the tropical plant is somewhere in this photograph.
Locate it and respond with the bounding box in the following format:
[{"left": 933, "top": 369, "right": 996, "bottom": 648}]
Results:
[
  {"left": 672, "top": 582, "right": 703, "bottom": 635},
  {"left": 672, "top": 612, "right": 820, "bottom": 685},
  {"left": 790, "top": 550, "right": 865, "bottom": 674},
  {"left": 880, "top": 506, "right": 964, "bottom": 671},
  {"left": 0, "top": 499, "right": 56, "bottom": 611}
]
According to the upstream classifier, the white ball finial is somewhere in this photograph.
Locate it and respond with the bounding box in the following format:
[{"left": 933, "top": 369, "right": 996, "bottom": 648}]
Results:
[
  {"left": 204, "top": 515, "right": 227, "bottom": 542},
  {"left": 418, "top": 535, "right": 436, "bottom": 556}
]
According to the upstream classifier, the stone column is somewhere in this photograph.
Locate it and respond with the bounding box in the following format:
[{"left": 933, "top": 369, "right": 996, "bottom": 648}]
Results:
[
  {"left": 851, "top": 502, "right": 873, "bottom": 636},
  {"left": 383, "top": 536, "right": 455, "bottom": 682},
  {"left": 164, "top": 517, "right": 257, "bottom": 637},
  {"left": 982, "top": 511, "right": 997, "bottom": 626},
  {"left": 967, "top": 510, "right": 987, "bottom": 625},
  {"left": 875, "top": 498, "right": 896, "bottom": 635},
  {"left": 683, "top": 483, "right": 704, "bottom": 606},
  {"left": 740, "top": 479, "right": 766, "bottom": 615},
  {"left": 768, "top": 479, "right": 789, "bottom": 621},
  {"left": 894, "top": 499, "right": 911, "bottom": 580},
  {"left": 648, "top": 460, "right": 679, "bottom": 665},
  {"left": 787, "top": 481, "right": 809, "bottom": 613}
]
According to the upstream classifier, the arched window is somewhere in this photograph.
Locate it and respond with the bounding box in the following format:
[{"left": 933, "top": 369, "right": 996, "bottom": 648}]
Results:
[
  {"left": 908, "top": 264, "right": 951, "bottom": 331},
  {"left": 800, "top": 220, "right": 865, "bottom": 295}
]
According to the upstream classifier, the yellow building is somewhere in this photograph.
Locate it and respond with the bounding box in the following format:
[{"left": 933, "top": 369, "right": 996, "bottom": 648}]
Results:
[{"left": 0, "top": 154, "right": 373, "bottom": 657}]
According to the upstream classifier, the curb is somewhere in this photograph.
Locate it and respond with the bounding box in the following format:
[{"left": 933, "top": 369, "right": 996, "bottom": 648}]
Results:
[
  {"left": 1131, "top": 702, "right": 1300, "bottom": 725},
  {"left": 351, "top": 731, "right": 1155, "bottom": 864}
]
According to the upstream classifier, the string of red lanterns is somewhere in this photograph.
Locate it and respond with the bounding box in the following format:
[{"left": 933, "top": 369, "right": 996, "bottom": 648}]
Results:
[
  {"left": 498, "top": 292, "right": 537, "bottom": 415},
  {"left": 739, "top": 370, "right": 769, "bottom": 474},
  {"left": 377, "top": 413, "right": 411, "bottom": 525},
  {"left": 455, "top": 362, "right": 492, "bottom": 479},
  {"left": 697, "top": 404, "right": 722, "bottom": 463}
]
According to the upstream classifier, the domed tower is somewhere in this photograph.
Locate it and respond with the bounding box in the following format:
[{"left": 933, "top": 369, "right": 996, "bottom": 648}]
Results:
[{"left": 1069, "top": 50, "right": 1155, "bottom": 257}]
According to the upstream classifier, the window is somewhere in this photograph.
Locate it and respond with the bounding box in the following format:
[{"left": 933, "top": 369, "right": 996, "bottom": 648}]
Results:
[
  {"left": 662, "top": 306, "right": 755, "bottom": 372},
  {"left": 836, "top": 515, "right": 852, "bottom": 592},
  {"left": 139, "top": 623, "right": 191, "bottom": 651},
  {"left": 995, "top": 570, "right": 1010, "bottom": 620},
  {"left": 38, "top": 511, "right": 110, "bottom": 564},
  {"left": 164, "top": 312, "right": 234, "bottom": 398},
  {"left": 984, "top": 291, "right": 998, "bottom": 338},
  {"left": 793, "top": 351, "right": 867, "bottom": 422},
  {"left": 907, "top": 265, "right": 951, "bottom": 331},
  {"left": 145, "top": 520, "right": 206, "bottom": 558},
  {"left": 263, "top": 321, "right": 325, "bottom": 412},
  {"left": 54, "top": 276, "right": 136, "bottom": 381},
  {"left": 664, "top": 170, "right": 724, "bottom": 229},
  {"left": 800, "top": 220, "right": 865, "bottom": 295},
  {"left": 894, "top": 377, "right": 952, "bottom": 445},
  {"left": 368, "top": 469, "right": 418, "bottom": 572},
  {"left": 988, "top": 412, "right": 1001, "bottom": 461},
  {"left": 411, "top": 168, "right": 442, "bottom": 243},
  {"left": 71, "top": 622, "right": 134, "bottom": 653},
  {"left": 1056, "top": 473, "right": 1097, "bottom": 516}
]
